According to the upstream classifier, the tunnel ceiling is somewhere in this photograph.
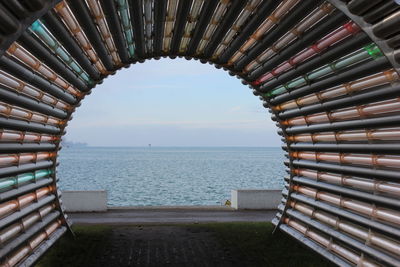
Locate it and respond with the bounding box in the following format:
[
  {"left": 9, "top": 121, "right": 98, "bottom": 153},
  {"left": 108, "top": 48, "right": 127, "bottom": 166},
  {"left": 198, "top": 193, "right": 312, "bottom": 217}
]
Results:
[{"left": 0, "top": 0, "right": 400, "bottom": 266}]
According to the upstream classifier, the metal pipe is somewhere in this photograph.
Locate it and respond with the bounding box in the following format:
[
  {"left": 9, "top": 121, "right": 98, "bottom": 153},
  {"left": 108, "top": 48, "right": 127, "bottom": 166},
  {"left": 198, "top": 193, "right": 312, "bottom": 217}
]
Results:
[
  {"left": 52, "top": 2, "right": 107, "bottom": 76},
  {"left": 260, "top": 32, "right": 371, "bottom": 92},
  {"left": 282, "top": 97, "right": 400, "bottom": 126},
  {"left": 1, "top": 219, "right": 62, "bottom": 267},
  {"left": 186, "top": 0, "right": 218, "bottom": 55},
  {"left": 0, "top": 143, "right": 56, "bottom": 153},
  {"left": 248, "top": 10, "right": 348, "bottom": 81},
  {"left": 170, "top": 0, "right": 192, "bottom": 55},
  {"left": 41, "top": 10, "right": 102, "bottom": 80},
  {"left": 274, "top": 70, "right": 399, "bottom": 111},
  {"left": 178, "top": 0, "right": 204, "bottom": 54},
  {"left": 0, "top": 102, "right": 64, "bottom": 126},
  {"left": 288, "top": 142, "right": 400, "bottom": 154},
  {"left": 0, "top": 130, "right": 59, "bottom": 143},
  {"left": 244, "top": 2, "right": 334, "bottom": 73},
  {"left": 28, "top": 20, "right": 93, "bottom": 86},
  {"left": 292, "top": 184, "right": 400, "bottom": 225},
  {"left": 229, "top": 0, "right": 301, "bottom": 65},
  {"left": 291, "top": 158, "right": 400, "bottom": 181},
  {"left": 286, "top": 208, "right": 400, "bottom": 266},
  {"left": 0, "top": 69, "right": 70, "bottom": 111},
  {"left": 290, "top": 192, "right": 400, "bottom": 238},
  {"left": 283, "top": 217, "right": 379, "bottom": 267},
  {"left": 66, "top": 0, "right": 114, "bottom": 71},
  {"left": 0, "top": 169, "right": 52, "bottom": 191},
  {"left": 291, "top": 175, "right": 400, "bottom": 208},
  {"left": 212, "top": 0, "right": 262, "bottom": 59},
  {"left": 203, "top": 0, "right": 247, "bottom": 59},
  {"left": 84, "top": 0, "right": 122, "bottom": 66},
  {"left": 218, "top": 0, "right": 279, "bottom": 64},
  {"left": 254, "top": 22, "right": 362, "bottom": 86},
  {"left": 6, "top": 43, "right": 82, "bottom": 98},
  {"left": 195, "top": 0, "right": 231, "bottom": 55},
  {"left": 0, "top": 84, "right": 68, "bottom": 118},
  {"left": 288, "top": 128, "right": 400, "bottom": 143},
  {"left": 285, "top": 114, "right": 400, "bottom": 135},
  {"left": 0, "top": 185, "right": 53, "bottom": 218},
  {"left": 291, "top": 151, "right": 400, "bottom": 168},
  {"left": 0, "top": 117, "right": 61, "bottom": 135}
]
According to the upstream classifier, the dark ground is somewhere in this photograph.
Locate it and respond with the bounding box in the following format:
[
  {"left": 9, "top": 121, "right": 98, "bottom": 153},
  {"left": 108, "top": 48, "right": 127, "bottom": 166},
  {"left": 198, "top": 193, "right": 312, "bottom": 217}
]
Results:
[{"left": 36, "top": 223, "right": 334, "bottom": 267}]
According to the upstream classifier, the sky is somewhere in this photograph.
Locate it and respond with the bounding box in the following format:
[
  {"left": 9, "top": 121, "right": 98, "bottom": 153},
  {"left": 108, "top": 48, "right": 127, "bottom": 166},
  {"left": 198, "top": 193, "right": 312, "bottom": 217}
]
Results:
[{"left": 64, "top": 58, "right": 281, "bottom": 147}]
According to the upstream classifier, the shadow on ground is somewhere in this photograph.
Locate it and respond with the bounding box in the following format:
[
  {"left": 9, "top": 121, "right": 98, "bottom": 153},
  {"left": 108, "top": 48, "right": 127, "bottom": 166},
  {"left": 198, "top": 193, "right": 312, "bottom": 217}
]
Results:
[{"left": 36, "top": 222, "right": 334, "bottom": 267}]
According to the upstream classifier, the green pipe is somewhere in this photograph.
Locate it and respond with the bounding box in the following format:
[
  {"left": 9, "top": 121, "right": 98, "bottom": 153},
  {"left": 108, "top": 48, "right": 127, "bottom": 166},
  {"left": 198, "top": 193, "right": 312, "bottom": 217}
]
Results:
[
  {"left": 30, "top": 20, "right": 94, "bottom": 85},
  {"left": 116, "top": 0, "right": 135, "bottom": 57},
  {"left": 0, "top": 169, "right": 52, "bottom": 190},
  {"left": 263, "top": 44, "right": 384, "bottom": 98}
]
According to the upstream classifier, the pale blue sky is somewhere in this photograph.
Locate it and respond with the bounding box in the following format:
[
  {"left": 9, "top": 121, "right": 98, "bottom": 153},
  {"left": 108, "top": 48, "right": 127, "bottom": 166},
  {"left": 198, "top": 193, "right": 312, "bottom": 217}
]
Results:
[{"left": 64, "top": 58, "right": 280, "bottom": 146}]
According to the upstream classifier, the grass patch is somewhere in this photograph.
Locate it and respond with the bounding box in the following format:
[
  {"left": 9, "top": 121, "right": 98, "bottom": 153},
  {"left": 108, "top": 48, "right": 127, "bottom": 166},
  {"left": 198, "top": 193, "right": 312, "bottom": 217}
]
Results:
[
  {"left": 37, "top": 222, "right": 334, "bottom": 267},
  {"left": 36, "top": 225, "right": 112, "bottom": 267}
]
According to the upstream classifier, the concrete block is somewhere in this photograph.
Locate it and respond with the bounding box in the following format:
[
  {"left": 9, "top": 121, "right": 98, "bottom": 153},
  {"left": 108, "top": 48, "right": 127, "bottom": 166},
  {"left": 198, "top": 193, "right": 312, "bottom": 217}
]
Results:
[
  {"left": 62, "top": 190, "right": 107, "bottom": 212},
  {"left": 231, "top": 189, "right": 281, "bottom": 210}
]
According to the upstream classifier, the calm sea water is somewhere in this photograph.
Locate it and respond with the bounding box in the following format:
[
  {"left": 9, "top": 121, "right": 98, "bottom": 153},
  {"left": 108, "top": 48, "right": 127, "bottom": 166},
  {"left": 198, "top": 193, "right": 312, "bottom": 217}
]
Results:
[{"left": 57, "top": 147, "right": 285, "bottom": 206}]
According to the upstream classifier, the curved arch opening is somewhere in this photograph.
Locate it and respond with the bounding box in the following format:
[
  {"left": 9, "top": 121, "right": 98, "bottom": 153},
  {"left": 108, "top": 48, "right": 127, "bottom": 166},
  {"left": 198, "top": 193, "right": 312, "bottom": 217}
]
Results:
[
  {"left": 0, "top": 0, "right": 399, "bottom": 266},
  {"left": 59, "top": 58, "right": 284, "bottom": 206}
]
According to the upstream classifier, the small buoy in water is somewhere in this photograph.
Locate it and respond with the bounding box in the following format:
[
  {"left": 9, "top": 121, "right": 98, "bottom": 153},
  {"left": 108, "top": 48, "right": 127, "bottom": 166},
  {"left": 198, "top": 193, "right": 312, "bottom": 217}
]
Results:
[{"left": 224, "top": 200, "right": 231, "bottom": 206}]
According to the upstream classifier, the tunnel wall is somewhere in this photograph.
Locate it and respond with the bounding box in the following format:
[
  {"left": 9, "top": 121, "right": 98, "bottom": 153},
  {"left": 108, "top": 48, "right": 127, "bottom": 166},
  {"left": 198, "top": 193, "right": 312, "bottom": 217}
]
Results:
[{"left": 0, "top": 0, "right": 399, "bottom": 266}]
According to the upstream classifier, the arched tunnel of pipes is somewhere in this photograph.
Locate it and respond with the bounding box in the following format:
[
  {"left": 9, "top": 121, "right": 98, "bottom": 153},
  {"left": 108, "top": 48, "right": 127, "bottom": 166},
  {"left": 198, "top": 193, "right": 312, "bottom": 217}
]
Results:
[{"left": 0, "top": 0, "right": 400, "bottom": 266}]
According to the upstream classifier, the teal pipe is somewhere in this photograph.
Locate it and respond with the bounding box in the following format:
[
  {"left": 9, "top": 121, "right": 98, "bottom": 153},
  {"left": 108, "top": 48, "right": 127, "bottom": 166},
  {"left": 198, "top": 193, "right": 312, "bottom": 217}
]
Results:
[
  {"left": 263, "top": 44, "right": 384, "bottom": 98},
  {"left": 30, "top": 20, "right": 94, "bottom": 85},
  {"left": 116, "top": 0, "right": 135, "bottom": 57},
  {"left": 0, "top": 169, "right": 52, "bottom": 190}
]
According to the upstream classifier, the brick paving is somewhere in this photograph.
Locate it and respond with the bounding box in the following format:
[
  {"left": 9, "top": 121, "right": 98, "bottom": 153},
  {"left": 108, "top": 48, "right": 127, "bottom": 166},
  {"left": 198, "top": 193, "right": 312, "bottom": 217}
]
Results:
[{"left": 84, "top": 225, "right": 246, "bottom": 267}]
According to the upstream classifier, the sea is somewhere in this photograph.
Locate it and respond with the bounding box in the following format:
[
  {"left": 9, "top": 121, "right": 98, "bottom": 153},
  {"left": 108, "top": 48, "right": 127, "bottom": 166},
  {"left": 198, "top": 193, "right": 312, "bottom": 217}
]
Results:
[{"left": 57, "top": 147, "right": 285, "bottom": 206}]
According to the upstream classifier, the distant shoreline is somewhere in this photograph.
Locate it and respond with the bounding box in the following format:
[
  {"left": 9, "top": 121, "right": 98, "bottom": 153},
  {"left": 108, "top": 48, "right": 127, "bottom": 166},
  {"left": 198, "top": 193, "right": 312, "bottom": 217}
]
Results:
[{"left": 62, "top": 146, "right": 282, "bottom": 148}]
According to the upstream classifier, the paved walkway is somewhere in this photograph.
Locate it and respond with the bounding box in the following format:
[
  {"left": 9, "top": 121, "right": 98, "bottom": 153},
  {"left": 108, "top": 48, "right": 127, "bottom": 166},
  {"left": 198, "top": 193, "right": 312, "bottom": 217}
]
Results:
[{"left": 68, "top": 206, "right": 277, "bottom": 225}]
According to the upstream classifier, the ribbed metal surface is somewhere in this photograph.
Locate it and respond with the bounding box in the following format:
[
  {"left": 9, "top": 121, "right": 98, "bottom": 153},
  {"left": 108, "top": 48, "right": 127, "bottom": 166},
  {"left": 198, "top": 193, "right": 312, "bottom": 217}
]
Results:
[{"left": 0, "top": 0, "right": 399, "bottom": 266}]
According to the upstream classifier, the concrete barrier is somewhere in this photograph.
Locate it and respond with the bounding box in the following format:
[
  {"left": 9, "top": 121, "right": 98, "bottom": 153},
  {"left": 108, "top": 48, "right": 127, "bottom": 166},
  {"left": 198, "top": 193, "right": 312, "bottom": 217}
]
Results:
[
  {"left": 231, "top": 189, "right": 281, "bottom": 210},
  {"left": 62, "top": 190, "right": 107, "bottom": 212}
]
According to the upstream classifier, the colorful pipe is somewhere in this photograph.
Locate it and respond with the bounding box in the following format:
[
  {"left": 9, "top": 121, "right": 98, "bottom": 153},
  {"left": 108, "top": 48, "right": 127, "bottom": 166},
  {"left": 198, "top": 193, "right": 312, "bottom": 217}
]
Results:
[
  {"left": 264, "top": 44, "right": 383, "bottom": 97},
  {"left": 0, "top": 153, "right": 56, "bottom": 167},
  {"left": 54, "top": 2, "right": 108, "bottom": 75},
  {"left": 1, "top": 220, "right": 61, "bottom": 267},
  {"left": 293, "top": 168, "right": 400, "bottom": 196},
  {"left": 0, "top": 186, "right": 54, "bottom": 218},
  {"left": 292, "top": 185, "right": 400, "bottom": 225},
  {"left": 212, "top": 0, "right": 262, "bottom": 59},
  {"left": 0, "top": 169, "right": 53, "bottom": 190},
  {"left": 144, "top": 0, "right": 154, "bottom": 53},
  {"left": 283, "top": 217, "right": 379, "bottom": 267},
  {"left": 115, "top": 0, "right": 135, "bottom": 57},
  {"left": 288, "top": 128, "right": 400, "bottom": 143},
  {"left": 253, "top": 21, "right": 361, "bottom": 86},
  {"left": 0, "top": 70, "right": 70, "bottom": 111},
  {"left": 0, "top": 102, "right": 64, "bottom": 126},
  {"left": 179, "top": 0, "right": 205, "bottom": 53},
  {"left": 6, "top": 43, "right": 81, "bottom": 97},
  {"left": 274, "top": 69, "right": 399, "bottom": 111},
  {"left": 85, "top": 0, "right": 121, "bottom": 65},
  {"left": 0, "top": 204, "right": 55, "bottom": 244},
  {"left": 289, "top": 201, "right": 400, "bottom": 256},
  {"left": 244, "top": 2, "right": 335, "bottom": 73},
  {"left": 283, "top": 97, "right": 400, "bottom": 126},
  {"left": 196, "top": 0, "right": 230, "bottom": 54},
  {"left": 228, "top": 0, "right": 300, "bottom": 65},
  {"left": 0, "top": 131, "right": 59, "bottom": 143},
  {"left": 29, "top": 20, "right": 93, "bottom": 85},
  {"left": 291, "top": 151, "right": 400, "bottom": 169}
]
